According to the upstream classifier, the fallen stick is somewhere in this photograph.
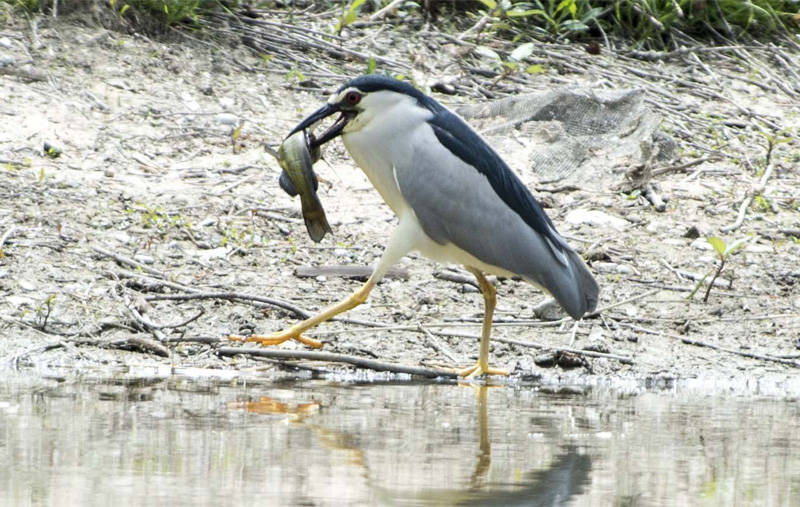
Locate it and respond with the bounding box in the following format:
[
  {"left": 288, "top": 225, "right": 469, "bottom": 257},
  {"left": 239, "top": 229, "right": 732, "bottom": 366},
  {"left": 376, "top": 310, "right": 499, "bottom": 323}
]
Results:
[
  {"left": 616, "top": 322, "right": 800, "bottom": 368},
  {"left": 295, "top": 265, "right": 410, "bottom": 280},
  {"left": 651, "top": 156, "right": 721, "bottom": 177},
  {"left": 92, "top": 245, "right": 165, "bottom": 277},
  {"left": 217, "top": 347, "right": 458, "bottom": 378},
  {"left": 721, "top": 162, "right": 774, "bottom": 232}
]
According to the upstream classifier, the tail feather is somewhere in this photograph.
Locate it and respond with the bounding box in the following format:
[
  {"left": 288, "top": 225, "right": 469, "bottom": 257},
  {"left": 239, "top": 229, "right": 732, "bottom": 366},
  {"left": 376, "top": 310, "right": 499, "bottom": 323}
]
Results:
[{"left": 528, "top": 248, "right": 598, "bottom": 320}]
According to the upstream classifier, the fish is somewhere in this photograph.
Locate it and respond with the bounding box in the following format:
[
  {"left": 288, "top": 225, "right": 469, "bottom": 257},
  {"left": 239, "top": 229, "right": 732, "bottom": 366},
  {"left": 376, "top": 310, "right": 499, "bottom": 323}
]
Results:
[{"left": 277, "top": 130, "right": 331, "bottom": 242}]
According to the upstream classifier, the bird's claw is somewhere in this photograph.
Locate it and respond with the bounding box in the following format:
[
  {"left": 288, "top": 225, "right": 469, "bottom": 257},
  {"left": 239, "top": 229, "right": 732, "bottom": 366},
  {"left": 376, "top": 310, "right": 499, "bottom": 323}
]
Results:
[
  {"left": 228, "top": 330, "right": 324, "bottom": 349},
  {"left": 455, "top": 362, "right": 509, "bottom": 379}
]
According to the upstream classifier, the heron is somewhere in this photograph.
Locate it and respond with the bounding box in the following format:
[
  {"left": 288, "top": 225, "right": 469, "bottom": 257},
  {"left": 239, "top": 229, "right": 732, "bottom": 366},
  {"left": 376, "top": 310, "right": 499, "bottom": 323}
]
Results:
[{"left": 243, "top": 75, "right": 599, "bottom": 378}]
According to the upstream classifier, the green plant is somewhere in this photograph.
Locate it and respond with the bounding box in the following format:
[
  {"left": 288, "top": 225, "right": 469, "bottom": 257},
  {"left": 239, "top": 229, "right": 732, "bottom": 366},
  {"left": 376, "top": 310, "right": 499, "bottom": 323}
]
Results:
[
  {"left": 473, "top": 41, "right": 546, "bottom": 87},
  {"left": 335, "top": 0, "right": 367, "bottom": 34},
  {"left": 689, "top": 236, "right": 750, "bottom": 302},
  {"left": 35, "top": 294, "right": 56, "bottom": 330}
]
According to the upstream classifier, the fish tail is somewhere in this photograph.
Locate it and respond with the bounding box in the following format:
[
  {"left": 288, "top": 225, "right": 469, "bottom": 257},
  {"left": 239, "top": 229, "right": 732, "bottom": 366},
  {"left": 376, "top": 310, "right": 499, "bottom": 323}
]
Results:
[{"left": 302, "top": 207, "right": 332, "bottom": 243}]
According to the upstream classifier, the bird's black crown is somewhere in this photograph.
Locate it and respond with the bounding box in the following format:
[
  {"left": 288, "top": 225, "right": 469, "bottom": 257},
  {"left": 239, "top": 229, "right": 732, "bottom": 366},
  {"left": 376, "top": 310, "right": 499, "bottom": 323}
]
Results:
[{"left": 338, "top": 75, "right": 439, "bottom": 112}]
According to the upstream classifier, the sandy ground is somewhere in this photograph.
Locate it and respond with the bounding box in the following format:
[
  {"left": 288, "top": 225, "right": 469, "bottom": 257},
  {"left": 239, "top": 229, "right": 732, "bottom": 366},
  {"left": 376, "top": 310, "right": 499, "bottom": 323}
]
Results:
[{"left": 1, "top": 13, "right": 799, "bottom": 386}]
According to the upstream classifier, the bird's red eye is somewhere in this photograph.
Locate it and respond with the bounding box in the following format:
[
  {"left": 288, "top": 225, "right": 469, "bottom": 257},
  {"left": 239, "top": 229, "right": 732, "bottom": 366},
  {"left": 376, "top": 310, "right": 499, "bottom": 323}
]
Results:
[{"left": 345, "top": 91, "right": 362, "bottom": 106}]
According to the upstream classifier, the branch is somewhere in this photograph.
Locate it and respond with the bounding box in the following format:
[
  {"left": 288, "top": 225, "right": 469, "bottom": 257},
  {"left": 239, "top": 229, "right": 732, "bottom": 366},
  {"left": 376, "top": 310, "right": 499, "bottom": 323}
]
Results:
[{"left": 217, "top": 347, "right": 458, "bottom": 378}]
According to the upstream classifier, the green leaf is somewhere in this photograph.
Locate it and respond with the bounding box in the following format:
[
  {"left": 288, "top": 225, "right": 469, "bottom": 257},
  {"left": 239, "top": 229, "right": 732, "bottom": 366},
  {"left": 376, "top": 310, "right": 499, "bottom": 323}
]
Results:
[
  {"left": 474, "top": 46, "right": 501, "bottom": 60},
  {"left": 581, "top": 6, "right": 603, "bottom": 22},
  {"left": 509, "top": 42, "right": 534, "bottom": 62},
  {"left": 119, "top": 4, "right": 129, "bottom": 16},
  {"left": 503, "top": 61, "right": 518, "bottom": 71},
  {"left": 507, "top": 8, "right": 544, "bottom": 18},
  {"left": 707, "top": 237, "right": 726, "bottom": 257},
  {"left": 348, "top": 0, "right": 367, "bottom": 14},
  {"left": 560, "top": 20, "right": 590, "bottom": 32},
  {"left": 724, "top": 237, "right": 751, "bottom": 257},
  {"left": 525, "top": 64, "right": 545, "bottom": 74},
  {"left": 555, "top": 0, "right": 571, "bottom": 16},
  {"left": 475, "top": 0, "right": 497, "bottom": 9},
  {"left": 366, "top": 55, "right": 376, "bottom": 74}
]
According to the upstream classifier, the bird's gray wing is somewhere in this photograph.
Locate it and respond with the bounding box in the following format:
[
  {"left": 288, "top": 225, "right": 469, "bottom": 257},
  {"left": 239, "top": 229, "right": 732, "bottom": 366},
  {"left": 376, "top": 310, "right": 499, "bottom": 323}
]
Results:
[{"left": 394, "top": 122, "right": 598, "bottom": 319}]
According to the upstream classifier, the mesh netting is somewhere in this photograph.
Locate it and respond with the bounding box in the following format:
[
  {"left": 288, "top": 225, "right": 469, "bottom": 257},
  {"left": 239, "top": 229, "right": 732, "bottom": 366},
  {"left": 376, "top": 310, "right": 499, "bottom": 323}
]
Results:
[{"left": 457, "top": 87, "right": 677, "bottom": 186}]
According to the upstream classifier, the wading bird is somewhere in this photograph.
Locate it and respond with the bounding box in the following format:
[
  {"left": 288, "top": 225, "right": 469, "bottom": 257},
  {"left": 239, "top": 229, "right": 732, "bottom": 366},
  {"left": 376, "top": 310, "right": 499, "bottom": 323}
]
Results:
[{"left": 242, "top": 75, "right": 598, "bottom": 378}]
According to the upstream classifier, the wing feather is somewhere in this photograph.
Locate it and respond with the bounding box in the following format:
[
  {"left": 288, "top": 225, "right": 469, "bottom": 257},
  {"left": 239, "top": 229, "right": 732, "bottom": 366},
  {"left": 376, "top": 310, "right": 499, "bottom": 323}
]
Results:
[{"left": 394, "top": 120, "right": 598, "bottom": 318}]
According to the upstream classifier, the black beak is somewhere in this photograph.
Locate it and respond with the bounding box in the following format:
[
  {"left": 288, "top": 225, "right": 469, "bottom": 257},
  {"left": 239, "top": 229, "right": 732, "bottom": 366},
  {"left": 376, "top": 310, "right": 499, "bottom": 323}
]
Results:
[{"left": 287, "top": 103, "right": 353, "bottom": 149}]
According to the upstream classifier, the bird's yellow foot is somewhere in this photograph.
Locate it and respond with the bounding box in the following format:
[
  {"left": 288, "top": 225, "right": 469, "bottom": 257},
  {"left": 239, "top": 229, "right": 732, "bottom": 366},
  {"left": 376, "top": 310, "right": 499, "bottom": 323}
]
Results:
[
  {"left": 456, "top": 362, "right": 509, "bottom": 379},
  {"left": 228, "top": 330, "right": 323, "bottom": 349}
]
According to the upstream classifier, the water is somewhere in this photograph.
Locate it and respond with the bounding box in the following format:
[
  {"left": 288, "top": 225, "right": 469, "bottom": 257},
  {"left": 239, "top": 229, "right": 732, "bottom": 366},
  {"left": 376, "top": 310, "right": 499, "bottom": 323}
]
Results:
[{"left": 1, "top": 368, "right": 799, "bottom": 506}]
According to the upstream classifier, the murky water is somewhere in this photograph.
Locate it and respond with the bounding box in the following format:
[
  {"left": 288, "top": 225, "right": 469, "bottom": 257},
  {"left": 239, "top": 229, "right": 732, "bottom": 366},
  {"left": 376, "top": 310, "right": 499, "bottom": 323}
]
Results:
[{"left": 1, "top": 368, "right": 799, "bottom": 507}]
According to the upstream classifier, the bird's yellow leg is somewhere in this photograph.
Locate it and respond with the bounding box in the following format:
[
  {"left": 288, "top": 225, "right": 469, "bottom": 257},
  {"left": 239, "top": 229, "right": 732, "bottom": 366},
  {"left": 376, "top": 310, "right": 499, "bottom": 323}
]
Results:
[
  {"left": 457, "top": 268, "right": 509, "bottom": 378},
  {"left": 229, "top": 279, "right": 376, "bottom": 348},
  {"left": 230, "top": 218, "right": 420, "bottom": 348}
]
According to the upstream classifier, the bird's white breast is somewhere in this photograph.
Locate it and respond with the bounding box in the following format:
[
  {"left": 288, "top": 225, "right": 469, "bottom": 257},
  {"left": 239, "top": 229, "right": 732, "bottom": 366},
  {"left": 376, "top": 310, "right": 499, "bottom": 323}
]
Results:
[{"left": 341, "top": 96, "right": 431, "bottom": 220}]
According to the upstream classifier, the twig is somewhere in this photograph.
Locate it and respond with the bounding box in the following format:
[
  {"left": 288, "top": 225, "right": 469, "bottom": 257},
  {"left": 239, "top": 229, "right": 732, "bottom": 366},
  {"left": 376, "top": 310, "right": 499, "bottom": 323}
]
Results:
[
  {"left": 616, "top": 322, "right": 800, "bottom": 368},
  {"left": 126, "top": 305, "right": 167, "bottom": 342},
  {"left": 418, "top": 325, "right": 460, "bottom": 363},
  {"left": 0, "top": 158, "right": 29, "bottom": 167},
  {"left": 587, "top": 289, "right": 660, "bottom": 318},
  {"left": 0, "top": 225, "right": 17, "bottom": 249},
  {"left": 217, "top": 347, "right": 458, "bottom": 378},
  {"left": 212, "top": 174, "right": 256, "bottom": 195},
  {"left": 369, "top": 0, "right": 405, "bottom": 20},
  {"left": 721, "top": 162, "right": 775, "bottom": 232},
  {"left": 492, "top": 336, "right": 634, "bottom": 364},
  {"left": 143, "top": 292, "right": 313, "bottom": 320},
  {"left": 0, "top": 66, "right": 48, "bottom": 82},
  {"left": 92, "top": 245, "right": 165, "bottom": 277}
]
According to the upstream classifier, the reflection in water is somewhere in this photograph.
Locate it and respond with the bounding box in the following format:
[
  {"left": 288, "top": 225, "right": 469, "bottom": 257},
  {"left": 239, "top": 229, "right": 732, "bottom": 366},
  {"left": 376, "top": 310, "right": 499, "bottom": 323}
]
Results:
[
  {"left": 1, "top": 371, "right": 800, "bottom": 506},
  {"left": 229, "top": 386, "right": 591, "bottom": 506}
]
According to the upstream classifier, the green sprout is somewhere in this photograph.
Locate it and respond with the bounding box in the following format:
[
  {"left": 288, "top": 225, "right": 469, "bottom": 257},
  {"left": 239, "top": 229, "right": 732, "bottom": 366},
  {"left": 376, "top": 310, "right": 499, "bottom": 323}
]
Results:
[{"left": 689, "top": 236, "right": 750, "bottom": 302}]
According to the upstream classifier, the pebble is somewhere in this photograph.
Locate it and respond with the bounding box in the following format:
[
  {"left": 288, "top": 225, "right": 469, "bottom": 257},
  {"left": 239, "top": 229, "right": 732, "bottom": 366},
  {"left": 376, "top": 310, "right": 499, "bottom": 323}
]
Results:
[
  {"left": 17, "top": 279, "right": 36, "bottom": 291},
  {"left": 593, "top": 262, "right": 635, "bottom": 275},
  {"left": 690, "top": 238, "right": 714, "bottom": 251},
  {"left": 0, "top": 37, "right": 12, "bottom": 49},
  {"left": 108, "top": 231, "right": 131, "bottom": 244},
  {"left": 214, "top": 113, "right": 239, "bottom": 126},
  {"left": 316, "top": 276, "right": 327, "bottom": 282},
  {"left": 564, "top": 209, "right": 628, "bottom": 231},
  {"left": 133, "top": 254, "right": 155, "bottom": 264},
  {"left": 333, "top": 248, "right": 350, "bottom": 257}
]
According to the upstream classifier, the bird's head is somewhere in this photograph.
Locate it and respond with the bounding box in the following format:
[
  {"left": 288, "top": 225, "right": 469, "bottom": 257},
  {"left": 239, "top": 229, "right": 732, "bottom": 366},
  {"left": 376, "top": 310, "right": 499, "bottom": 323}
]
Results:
[{"left": 287, "top": 75, "right": 434, "bottom": 148}]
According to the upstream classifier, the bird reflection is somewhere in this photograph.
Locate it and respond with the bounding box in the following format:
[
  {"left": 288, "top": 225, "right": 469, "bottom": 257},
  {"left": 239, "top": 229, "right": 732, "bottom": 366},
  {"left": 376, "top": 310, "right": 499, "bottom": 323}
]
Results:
[{"left": 229, "top": 386, "right": 592, "bottom": 506}]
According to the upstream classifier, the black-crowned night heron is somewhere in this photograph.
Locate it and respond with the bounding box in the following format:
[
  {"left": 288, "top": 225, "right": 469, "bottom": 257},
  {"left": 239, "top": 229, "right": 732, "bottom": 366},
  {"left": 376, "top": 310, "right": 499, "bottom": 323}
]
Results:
[{"left": 246, "top": 75, "right": 599, "bottom": 378}]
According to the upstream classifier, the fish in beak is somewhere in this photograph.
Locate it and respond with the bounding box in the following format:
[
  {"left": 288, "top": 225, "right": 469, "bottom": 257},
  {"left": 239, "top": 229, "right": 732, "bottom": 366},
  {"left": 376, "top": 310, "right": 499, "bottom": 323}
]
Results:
[{"left": 286, "top": 103, "right": 355, "bottom": 148}]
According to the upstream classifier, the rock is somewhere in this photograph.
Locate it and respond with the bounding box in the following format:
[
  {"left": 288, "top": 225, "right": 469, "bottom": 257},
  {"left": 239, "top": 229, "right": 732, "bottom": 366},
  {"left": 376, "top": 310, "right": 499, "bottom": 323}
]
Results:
[
  {"left": 0, "top": 37, "right": 12, "bottom": 49},
  {"left": 133, "top": 254, "right": 155, "bottom": 264},
  {"left": 17, "top": 279, "right": 36, "bottom": 291},
  {"left": 683, "top": 225, "right": 701, "bottom": 239},
  {"left": 564, "top": 209, "right": 628, "bottom": 231},
  {"left": 593, "top": 262, "right": 635, "bottom": 275},
  {"left": 6, "top": 295, "right": 35, "bottom": 307},
  {"left": 534, "top": 353, "right": 557, "bottom": 368},
  {"left": 691, "top": 238, "right": 714, "bottom": 251},
  {"left": 214, "top": 113, "right": 239, "bottom": 126}
]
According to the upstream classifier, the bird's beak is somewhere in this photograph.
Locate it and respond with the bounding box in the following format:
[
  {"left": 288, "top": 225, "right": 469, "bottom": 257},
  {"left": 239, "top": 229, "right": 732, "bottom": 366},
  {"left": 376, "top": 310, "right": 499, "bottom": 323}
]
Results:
[{"left": 287, "top": 103, "right": 353, "bottom": 148}]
